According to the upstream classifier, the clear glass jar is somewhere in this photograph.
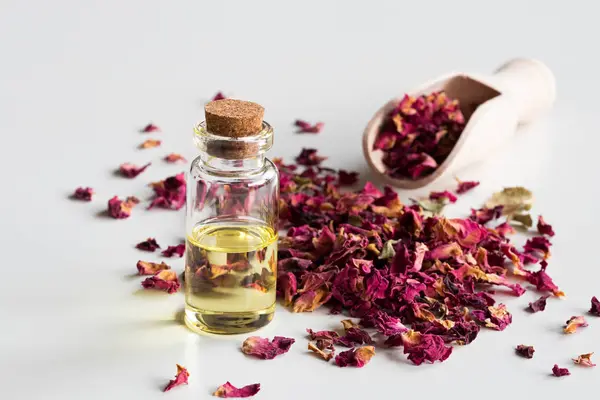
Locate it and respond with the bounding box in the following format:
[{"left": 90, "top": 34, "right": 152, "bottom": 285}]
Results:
[{"left": 184, "top": 119, "right": 279, "bottom": 334}]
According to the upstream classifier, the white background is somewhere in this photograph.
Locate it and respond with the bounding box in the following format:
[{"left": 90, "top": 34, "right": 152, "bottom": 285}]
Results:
[{"left": 1, "top": 0, "right": 598, "bottom": 398}]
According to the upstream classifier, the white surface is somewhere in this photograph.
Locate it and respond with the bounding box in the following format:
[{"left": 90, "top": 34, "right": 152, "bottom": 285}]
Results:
[{"left": 0, "top": 1, "right": 598, "bottom": 399}]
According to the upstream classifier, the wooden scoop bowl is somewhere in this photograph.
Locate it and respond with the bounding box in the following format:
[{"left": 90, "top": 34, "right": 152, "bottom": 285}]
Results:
[{"left": 363, "top": 58, "right": 556, "bottom": 189}]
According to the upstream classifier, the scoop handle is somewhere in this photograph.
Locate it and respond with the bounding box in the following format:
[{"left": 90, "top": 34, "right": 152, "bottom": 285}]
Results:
[{"left": 487, "top": 58, "right": 556, "bottom": 125}]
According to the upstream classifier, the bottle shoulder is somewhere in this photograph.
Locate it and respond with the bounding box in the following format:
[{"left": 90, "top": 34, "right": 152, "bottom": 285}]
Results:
[{"left": 189, "top": 156, "right": 278, "bottom": 186}]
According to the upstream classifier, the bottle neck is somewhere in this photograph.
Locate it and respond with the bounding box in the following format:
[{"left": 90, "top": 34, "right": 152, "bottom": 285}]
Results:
[{"left": 200, "top": 153, "right": 266, "bottom": 173}]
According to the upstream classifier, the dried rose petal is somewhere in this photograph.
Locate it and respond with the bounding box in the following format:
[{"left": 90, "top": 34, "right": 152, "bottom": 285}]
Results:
[
  {"left": 392, "top": 330, "right": 453, "bottom": 365},
  {"left": 140, "top": 139, "right": 162, "bottom": 149},
  {"left": 334, "top": 346, "right": 375, "bottom": 368},
  {"left": 148, "top": 173, "right": 186, "bottom": 210},
  {"left": 141, "top": 123, "right": 160, "bottom": 133},
  {"left": 136, "top": 238, "right": 160, "bottom": 252},
  {"left": 528, "top": 295, "right": 550, "bottom": 313},
  {"left": 308, "top": 341, "right": 335, "bottom": 361},
  {"left": 213, "top": 382, "right": 260, "bottom": 398},
  {"left": 360, "top": 310, "right": 408, "bottom": 336},
  {"left": 525, "top": 261, "right": 564, "bottom": 297},
  {"left": 537, "top": 215, "right": 555, "bottom": 237},
  {"left": 493, "top": 222, "right": 515, "bottom": 237},
  {"left": 119, "top": 162, "right": 151, "bottom": 178},
  {"left": 306, "top": 328, "right": 339, "bottom": 341},
  {"left": 515, "top": 345, "right": 535, "bottom": 359},
  {"left": 137, "top": 260, "right": 171, "bottom": 275},
  {"left": 73, "top": 187, "right": 94, "bottom": 201},
  {"left": 523, "top": 236, "right": 552, "bottom": 259},
  {"left": 573, "top": 353, "right": 596, "bottom": 367},
  {"left": 292, "top": 288, "right": 331, "bottom": 312},
  {"left": 456, "top": 179, "right": 480, "bottom": 194},
  {"left": 277, "top": 272, "right": 297, "bottom": 306},
  {"left": 141, "top": 270, "right": 180, "bottom": 293},
  {"left": 162, "top": 244, "right": 185, "bottom": 258},
  {"left": 590, "top": 296, "right": 600, "bottom": 316},
  {"left": 163, "top": 364, "right": 189, "bottom": 392},
  {"left": 338, "top": 170, "right": 359, "bottom": 186},
  {"left": 107, "top": 196, "right": 139, "bottom": 219},
  {"left": 212, "top": 92, "right": 226, "bottom": 101},
  {"left": 429, "top": 191, "right": 457, "bottom": 204},
  {"left": 164, "top": 153, "right": 187, "bottom": 163},
  {"left": 335, "top": 321, "right": 374, "bottom": 347},
  {"left": 295, "top": 148, "right": 327, "bottom": 166},
  {"left": 470, "top": 206, "right": 503, "bottom": 225},
  {"left": 552, "top": 364, "right": 570, "bottom": 377},
  {"left": 564, "top": 316, "right": 588, "bottom": 334},
  {"left": 241, "top": 336, "right": 295, "bottom": 359},
  {"left": 294, "top": 120, "right": 324, "bottom": 134},
  {"left": 478, "top": 304, "right": 512, "bottom": 331}
]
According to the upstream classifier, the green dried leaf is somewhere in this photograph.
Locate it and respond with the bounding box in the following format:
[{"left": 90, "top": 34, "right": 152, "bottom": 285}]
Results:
[
  {"left": 414, "top": 199, "right": 446, "bottom": 217},
  {"left": 348, "top": 214, "right": 363, "bottom": 227},
  {"left": 379, "top": 239, "right": 399, "bottom": 260},
  {"left": 293, "top": 176, "right": 313, "bottom": 185},
  {"left": 511, "top": 213, "right": 533, "bottom": 227},
  {"left": 485, "top": 187, "right": 533, "bottom": 215}
]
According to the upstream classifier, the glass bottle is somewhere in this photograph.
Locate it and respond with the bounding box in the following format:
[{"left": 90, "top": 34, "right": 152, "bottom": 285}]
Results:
[{"left": 184, "top": 99, "right": 279, "bottom": 334}]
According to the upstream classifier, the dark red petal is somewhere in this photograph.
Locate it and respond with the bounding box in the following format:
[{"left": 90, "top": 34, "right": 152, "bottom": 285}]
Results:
[
  {"left": 162, "top": 244, "right": 185, "bottom": 257},
  {"left": 141, "top": 123, "right": 160, "bottom": 133},
  {"left": 136, "top": 238, "right": 160, "bottom": 252},
  {"left": 213, "top": 382, "right": 260, "bottom": 398},
  {"left": 515, "top": 345, "right": 535, "bottom": 359},
  {"left": 212, "top": 92, "right": 226, "bottom": 101},
  {"left": 552, "top": 364, "right": 570, "bottom": 377},
  {"left": 73, "top": 187, "right": 94, "bottom": 201}
]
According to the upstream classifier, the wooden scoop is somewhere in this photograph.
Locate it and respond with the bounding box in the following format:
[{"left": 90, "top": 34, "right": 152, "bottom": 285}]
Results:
[{"left": 362, "top": 58, "right": 556, "bottom": 189}]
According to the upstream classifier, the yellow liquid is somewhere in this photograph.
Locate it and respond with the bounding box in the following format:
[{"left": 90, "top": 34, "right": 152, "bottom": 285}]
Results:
[{"left": 184, "top": 221, "right": 277, "bottom": 334}]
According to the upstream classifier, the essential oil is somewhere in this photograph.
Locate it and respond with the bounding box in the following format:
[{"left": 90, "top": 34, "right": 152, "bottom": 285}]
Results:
[
  {"left": 185, "top": 221, "right": 277, "bottom": 333},
  {"left": 184, "top": 99, "right": 279, "bottom": 334}
]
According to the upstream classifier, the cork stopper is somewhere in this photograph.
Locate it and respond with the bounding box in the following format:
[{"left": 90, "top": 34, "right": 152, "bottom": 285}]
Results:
[{"left": 205, "top": 99, "right": 265, "bottom": 138}]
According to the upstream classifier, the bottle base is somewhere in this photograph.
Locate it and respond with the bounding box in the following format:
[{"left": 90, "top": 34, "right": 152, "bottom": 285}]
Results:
[{"left": 184, "top": 303, "right": 275, "bottom": 335}]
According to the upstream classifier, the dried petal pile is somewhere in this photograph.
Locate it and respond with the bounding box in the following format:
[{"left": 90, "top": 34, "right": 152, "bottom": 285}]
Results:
[
  {"left": 373, "top": 92, "right": 466, "bottom": 179},
  {"left": 275, "top": 149, "right": 563, "bottom": 365}
]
